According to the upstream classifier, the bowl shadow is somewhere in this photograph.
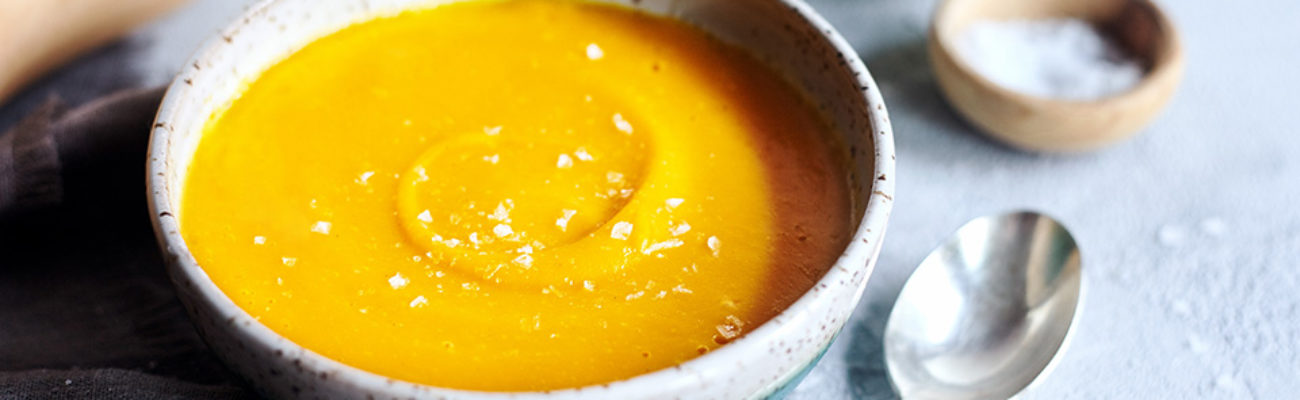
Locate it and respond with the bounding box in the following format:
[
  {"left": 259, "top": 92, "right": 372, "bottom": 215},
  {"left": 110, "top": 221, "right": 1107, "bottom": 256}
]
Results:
[
  {"left": 860, "top": 37, "right": 1026, "bottom": 158},
  {"left": 842, "top": 295, "right": 901, "bottom": 400}
]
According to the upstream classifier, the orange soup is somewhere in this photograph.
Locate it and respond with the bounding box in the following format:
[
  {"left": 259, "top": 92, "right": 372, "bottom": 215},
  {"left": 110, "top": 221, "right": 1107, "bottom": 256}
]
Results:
[{"left": 181, "top": 0, "right": 851, "bottom": 391}]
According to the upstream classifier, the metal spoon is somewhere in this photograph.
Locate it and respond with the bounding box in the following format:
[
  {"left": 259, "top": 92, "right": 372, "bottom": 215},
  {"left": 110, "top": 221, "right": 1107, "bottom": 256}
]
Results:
[{"left": 883, "top": 211, "right": 1083, "bottom": 400}]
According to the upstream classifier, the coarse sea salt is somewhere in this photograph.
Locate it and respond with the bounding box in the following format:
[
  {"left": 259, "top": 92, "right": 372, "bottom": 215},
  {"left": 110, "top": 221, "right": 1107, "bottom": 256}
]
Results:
[{"left": 954, "top": 18, "right": 1145, "bottom": 101}]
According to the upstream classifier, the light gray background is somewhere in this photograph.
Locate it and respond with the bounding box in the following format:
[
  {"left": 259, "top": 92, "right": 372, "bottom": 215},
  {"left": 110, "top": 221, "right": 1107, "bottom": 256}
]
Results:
[{"left": 7, "top": 0, "right": 1296, "bottom": 398}]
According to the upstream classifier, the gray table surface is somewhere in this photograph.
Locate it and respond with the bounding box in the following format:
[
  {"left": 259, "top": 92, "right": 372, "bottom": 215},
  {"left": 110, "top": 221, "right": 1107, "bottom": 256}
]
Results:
[{"left": 6, "top": 0, "right": 1296, "bottom": 398}]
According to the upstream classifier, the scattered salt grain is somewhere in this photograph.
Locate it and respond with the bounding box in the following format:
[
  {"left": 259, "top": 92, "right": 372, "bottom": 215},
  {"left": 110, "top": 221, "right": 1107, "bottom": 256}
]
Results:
[
  {"left": 1157, "top": 225, "right": 1187, "bottom": 248},
  {"left": 1187, "top": 334, "right": 1209, "bottom": 354},
  {"left": 642, "top": 238, "right": 685, "bottom": 255},
  {"left": 1171, "top": 299, "right": 1192, "bottom": 317},
  {"left": 670, "top": 222, "right": 692, "bottom": 236},
  {"left": 611, "top": 221, "right": 634, "bottom": 240},
  {"left": 574, "top": 147, "right": 594, "bottom": 161},
  {"left": 612, "top": 113, "right": 634, "bottom": 134},
  {"left": 716, "top": 315, "right": 744, "bottom": 340},
  {"left": 1200, "top": 217, "right": 1227, "bottom": 237},
  {"left": 1214, "top": 374, "right": 1243, "bottom": 392},
  {"left": 489, "top": 203, "right": 511, "bottom": 222},
  {"left": 356, "top": 171, "right": 375, "bottom": 185},
  {"left": 556, "top": 209, "right": 578, "bottom": 231},
  {"left": 586, "top": 43, "right": 604, "bottom": 60},
  {"left": 954, "top": 18, "right": 1144, "bottom": 100},
  {"left": 493, "top": 224, "right": 514, "bottom": 237},
  {"left": 513, "top": 254, "right": 534, "bottom": 268},
  {"left": 606, "top": 171, "right": 624, "bottom": 183},
  {"left": 388, "top": 273, "right": 409, "bottom": 289},
  {"left": 409, "top": 295, "right": 428, "bottom": 308}
]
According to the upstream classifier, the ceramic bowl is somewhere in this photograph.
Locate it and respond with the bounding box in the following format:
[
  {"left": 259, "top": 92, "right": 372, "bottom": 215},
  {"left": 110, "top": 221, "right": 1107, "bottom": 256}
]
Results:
[
  {"left": 147, "top": 0, "right": 895, "bottom": 398},
  {"left": 930, "top": 0, "right": 1184, "bottom": 152}
]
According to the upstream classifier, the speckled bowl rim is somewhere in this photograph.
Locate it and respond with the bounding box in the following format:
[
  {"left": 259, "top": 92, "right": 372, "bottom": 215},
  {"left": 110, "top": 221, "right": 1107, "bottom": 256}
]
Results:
[{"left": 146, "top": 0, "right": 896, "bottom": 398}]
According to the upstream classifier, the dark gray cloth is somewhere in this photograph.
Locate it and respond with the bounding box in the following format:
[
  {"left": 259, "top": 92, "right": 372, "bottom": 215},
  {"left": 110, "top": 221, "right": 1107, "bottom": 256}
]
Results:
[
  {"left": 0, "top": 89, "right": 258, "bottom": 399},
  {"left": 0, "top": 369, "right": 249, "bottom": 400},
  {"left": 1, "top": 88, "right": 163, "bottom": 220}
]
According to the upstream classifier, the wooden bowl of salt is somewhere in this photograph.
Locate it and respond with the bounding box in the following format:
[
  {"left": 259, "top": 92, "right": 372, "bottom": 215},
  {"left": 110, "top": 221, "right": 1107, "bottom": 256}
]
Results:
[{"left": 929, "top": 0, "right": 1183, "bottom": 152}]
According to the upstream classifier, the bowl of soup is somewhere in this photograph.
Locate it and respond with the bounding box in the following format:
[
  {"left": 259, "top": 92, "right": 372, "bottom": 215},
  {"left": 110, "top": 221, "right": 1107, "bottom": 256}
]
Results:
[{"left": 147, "top": 0, "right": 895, "bottom": 398}]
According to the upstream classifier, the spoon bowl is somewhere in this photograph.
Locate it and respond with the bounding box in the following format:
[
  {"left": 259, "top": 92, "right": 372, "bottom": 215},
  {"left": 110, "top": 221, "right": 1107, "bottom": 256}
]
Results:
[{"left": 884, "top": 211, "right": 1082, "bottom": 399}]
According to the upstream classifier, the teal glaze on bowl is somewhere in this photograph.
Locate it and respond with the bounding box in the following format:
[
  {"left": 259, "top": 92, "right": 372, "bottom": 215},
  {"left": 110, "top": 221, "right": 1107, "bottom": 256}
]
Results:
[
  {"left": 147, "top": 0, "right": 895, "bottom": 398},
  {"left": 763, "top": 333, "right": 839, "bottom": 399}
]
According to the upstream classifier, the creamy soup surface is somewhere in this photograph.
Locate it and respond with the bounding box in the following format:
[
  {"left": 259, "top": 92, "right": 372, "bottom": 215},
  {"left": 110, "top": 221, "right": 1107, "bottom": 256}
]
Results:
[{"left": 182, "top": 0, "right": 853, "bottom": 391}]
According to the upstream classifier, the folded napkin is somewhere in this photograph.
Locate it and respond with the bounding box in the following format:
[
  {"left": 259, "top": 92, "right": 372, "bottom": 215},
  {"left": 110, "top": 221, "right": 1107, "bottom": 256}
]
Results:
[
  {"left": 0, "top": 89, "right": 256, "bottom": 399},
  {"left": 1, "top": 88, "right": 158, "bottom": 219}
]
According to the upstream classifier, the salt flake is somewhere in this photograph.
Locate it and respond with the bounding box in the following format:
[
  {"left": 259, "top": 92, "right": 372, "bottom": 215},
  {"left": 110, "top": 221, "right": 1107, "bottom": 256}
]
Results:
[
  {"left": 611, "top": 221, "right": 634, "bottom": 240},
  {"left": 574, "top": 147, "right": 594, "bottom": 161},
  {"left": 670, "top": 222, "right": 692, "bottom": 236},
  {"left": 556, "top": 209, "right": 578, "bottom": 231},
  {"left": 356, "top": 171, "right": 375, "bottom": 185},
  {"left": 409, "top": 295, "right": 428, "bottom": 308},
  {"left": 612, "top": 113, "right": 633, "bottom": 134},
  {"left": 494, "top": 224, "right": 514, "bottom": 237},
  {"left": 586, "top": 43, "right": 604, "bottom": 60},
  {"left": 388, "top": 273, "right": 409, "bottom": 289}
]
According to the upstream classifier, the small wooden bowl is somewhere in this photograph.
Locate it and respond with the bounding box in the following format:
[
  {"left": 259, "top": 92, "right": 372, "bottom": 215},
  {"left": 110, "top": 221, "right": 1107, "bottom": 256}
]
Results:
[{"left": 929, "top": 0, "right": 1184, "bottom": 152}]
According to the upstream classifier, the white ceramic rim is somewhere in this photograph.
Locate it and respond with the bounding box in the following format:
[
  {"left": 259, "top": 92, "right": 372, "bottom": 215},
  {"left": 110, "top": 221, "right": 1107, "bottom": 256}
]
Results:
[{"left": 146, "top": 0, "right": 896, "bottom": 398}]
